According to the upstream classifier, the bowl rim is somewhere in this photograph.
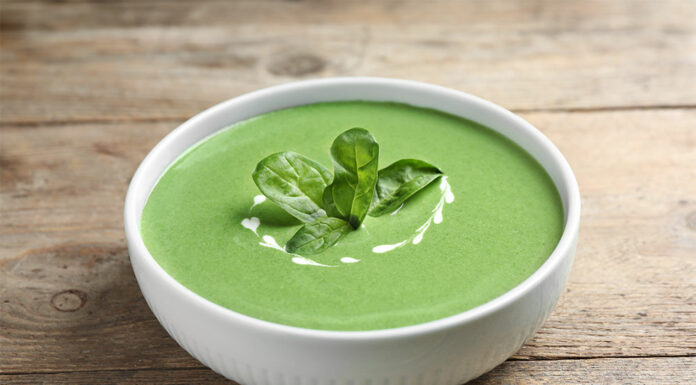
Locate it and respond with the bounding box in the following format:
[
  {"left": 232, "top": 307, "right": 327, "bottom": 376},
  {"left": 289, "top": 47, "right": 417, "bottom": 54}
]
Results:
[{"left": 124, "top": 77, "right": 580, "bottom": 340}]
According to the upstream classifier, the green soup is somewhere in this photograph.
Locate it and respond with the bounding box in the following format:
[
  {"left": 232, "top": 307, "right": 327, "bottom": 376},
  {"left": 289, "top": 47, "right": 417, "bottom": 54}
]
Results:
[{"left": 140, "top": 101, "right": 564, "bottom": 331}]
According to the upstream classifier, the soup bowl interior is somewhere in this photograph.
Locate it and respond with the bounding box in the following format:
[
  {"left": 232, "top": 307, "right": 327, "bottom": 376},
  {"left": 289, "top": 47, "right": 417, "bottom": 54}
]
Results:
[{"left": 124, "top": 77, "right": 580, "bottom": 385}]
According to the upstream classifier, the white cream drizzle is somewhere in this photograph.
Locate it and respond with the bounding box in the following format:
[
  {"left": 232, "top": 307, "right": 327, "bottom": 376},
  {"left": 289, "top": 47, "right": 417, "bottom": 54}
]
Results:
[
  {"left": 250, "top": 194, "right": 266, "bottom": 211},
  {"left": 259, "top": 234, "right": 284, "bottom": 251},
  {"left": 372, "top": 176, "right": 454, "bottom": 253},
  {"left": 291, "top": 256, "right": 332, "bottom": 267},
  {"left": 241, "top": 176, "right": 454, "bottom": 264},
  {"left": 372, "top": 240, "right": 407, "bottom": 254},
  {"left": 390, "top": 203, "right": 405, "bottom": 216},
  {"left": 241, "top": 199, "right": 335, "bottom": 267},
  {"left": 241, "top": 217, "right": 260, "bottom": 234}
]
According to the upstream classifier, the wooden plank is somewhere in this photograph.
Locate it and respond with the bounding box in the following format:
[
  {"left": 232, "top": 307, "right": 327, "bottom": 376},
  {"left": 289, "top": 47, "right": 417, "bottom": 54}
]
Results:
[
  {"left": 2, "top": 0, "right": 692, "bottom": 31},
  {"left": 513, "top": 108, "right": 696, "bottom": 359},
  {"left": 0, "top": 368, "right": 230, "bottom": 385},
  {"left": 470, "top": 357, "right": 696, "bottom": 385},
  {"left": 0, "top": 357, "right": 693, "bottom": 384},
  {"left": 0, "top": 121, "right": 204, "bottom": 372},
  {"left": 2, "top": 0, "right": 695, "bottom": 124},
  {"left": 1, "top": 109, "right": 694, "bottom": 372},
  {"left": 0, "top": 243, "right": 202, "bottom": 373},
  {"left": 0, "top": 121, "right": 174, "bottom": 250}
]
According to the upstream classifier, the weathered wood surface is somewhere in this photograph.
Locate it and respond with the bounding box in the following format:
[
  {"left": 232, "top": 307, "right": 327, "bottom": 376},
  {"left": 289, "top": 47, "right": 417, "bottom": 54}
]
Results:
[
  {"left": 1, "top": 0, "right": 695, "bottom": 383},
  {"left": 1, "top": 110, "right": 694, "bottom": 376},
  {"left": 1, "top": 357, "right": 694, "bottom": 385},
  {"left": 1, "top": 0, "right": 696, "bottom": 125}
]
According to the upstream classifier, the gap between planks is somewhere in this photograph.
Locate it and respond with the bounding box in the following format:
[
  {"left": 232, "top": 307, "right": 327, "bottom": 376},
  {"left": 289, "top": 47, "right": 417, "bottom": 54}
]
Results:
[
  {"left": 0, "top": 366, "right": 208, "bottom": 377},
  {"left": 0, "top": 355, "right": 694, "bottom": 377},
  {"left": 2, "top": 104, "right": 696, "bottom": 128}
]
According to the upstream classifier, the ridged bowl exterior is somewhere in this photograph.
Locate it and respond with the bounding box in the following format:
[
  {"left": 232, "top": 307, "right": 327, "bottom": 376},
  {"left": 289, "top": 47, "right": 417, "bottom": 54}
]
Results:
[{"left": 125, "top": 78, "right": 580, "bottom": 384}]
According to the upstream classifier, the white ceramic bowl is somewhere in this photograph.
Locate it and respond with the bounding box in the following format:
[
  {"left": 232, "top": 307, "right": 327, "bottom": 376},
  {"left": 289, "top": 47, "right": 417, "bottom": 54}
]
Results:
[{"left": 125, "top": 77, "right": 580, "bottom": 384}]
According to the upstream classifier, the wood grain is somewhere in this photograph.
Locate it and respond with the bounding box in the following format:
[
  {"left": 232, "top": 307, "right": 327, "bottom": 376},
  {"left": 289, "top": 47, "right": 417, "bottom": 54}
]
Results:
[
  {"left": 513, "top": 109, "right": 696, "bottom": 360},
  {"left": 1, "top": 0, "right": 695, "bottom": 383},
  {"left": 1, "top": 109, "right": 694, "bottom": 373},
  {"left": 470, "top": 357, "right": 696, "bottom": 385},
  {"left": 2, "top": 0, "right": 696, "bottom": 124},
  {"left": 1, "top": 357, "right": 693, "bottom": 384}
]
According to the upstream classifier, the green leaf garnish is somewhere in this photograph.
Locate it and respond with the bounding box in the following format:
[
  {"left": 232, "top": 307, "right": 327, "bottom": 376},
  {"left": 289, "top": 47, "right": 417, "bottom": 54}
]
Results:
[
  {"left": 369, "top": 159, "right": 442, "bottom": 217},
  {"left": 251, "top": 128, "right": 444, "bottom": 256},
  {"left": 285, "top": 217, "right": 352, "bottom": 255},
  {"left": 252, "top": 151, "right": 331, "bottom": 223},
  {"left": 322, "top": 184, "right": 343, "bottom": 218},
  {"left": 328, "top": 128, "right": 379, "bottom": 229}
]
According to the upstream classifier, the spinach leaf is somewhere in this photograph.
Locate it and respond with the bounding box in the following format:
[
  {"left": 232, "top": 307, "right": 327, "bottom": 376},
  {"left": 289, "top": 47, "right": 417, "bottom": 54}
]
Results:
[
  {"left": 250, "top": 128, "right": 444, "bottom": 256},
  {"left": 369, "top": 159, "right": 442, "bottom": 217},
  {"left": 252, "top": 151, "right": 332, "bottom": 223},
  {"left": 322, "top": 184, "right": 343, "bottom": 218},
  {"left": 285, "top": 217, "right": 352, "bottom": 255},
  {"left": 329, "top": 128, "right": 379, "bottom": 228}
]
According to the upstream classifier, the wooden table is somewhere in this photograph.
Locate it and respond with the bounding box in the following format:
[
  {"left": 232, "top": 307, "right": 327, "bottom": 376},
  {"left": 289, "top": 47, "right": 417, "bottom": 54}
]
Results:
[{"left": 1, "top": 1, "right": 694, "bottom": 383}]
